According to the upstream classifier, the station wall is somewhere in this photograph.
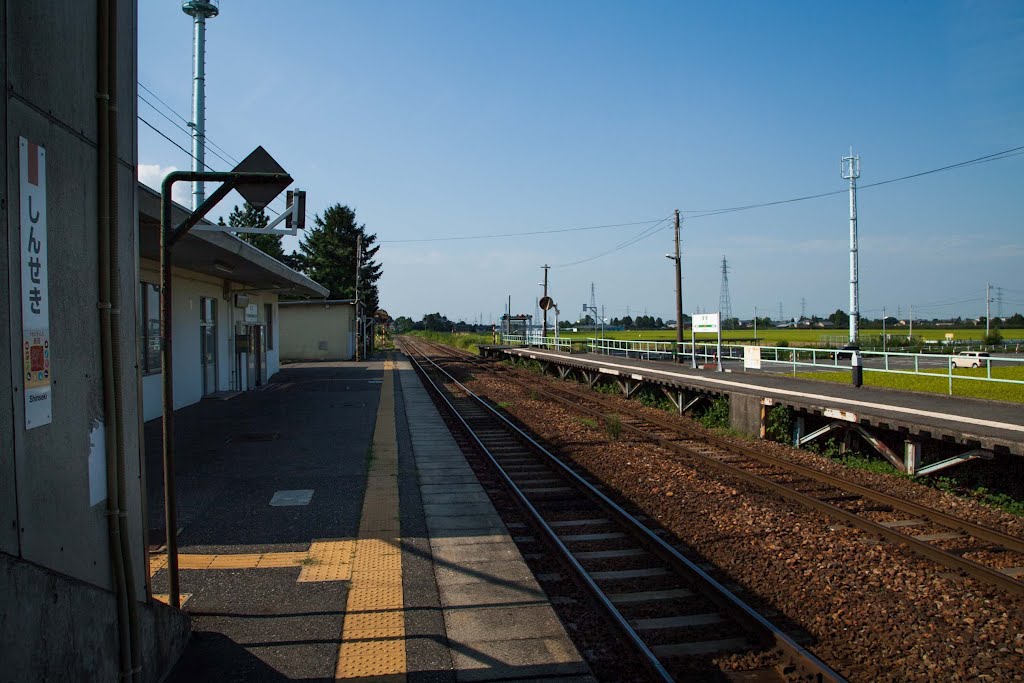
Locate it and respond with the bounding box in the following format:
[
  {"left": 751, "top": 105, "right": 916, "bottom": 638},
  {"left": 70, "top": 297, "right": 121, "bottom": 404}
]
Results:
[
  {"left": 138, "top": 261, "right": 280, "bottom": 422},
  {"left": 279, "top": 301, "right": 356, "bottom": 361},
  {"left": 2, "top": 4, "right": 189, "bottom": 680},
  {"left": 3, "top": 0, "right": 142, "bottom": 595}
]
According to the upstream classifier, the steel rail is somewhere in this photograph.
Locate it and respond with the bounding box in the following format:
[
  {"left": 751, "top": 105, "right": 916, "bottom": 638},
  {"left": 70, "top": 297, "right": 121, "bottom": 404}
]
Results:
[
  {"left": 482, "top": 350, "right": 1024, "bottom": 596},
  {"left": 454, "top": 341, "right": 1024, "bottom": 551},
  {"left": 402, "top": 338, "right": 844, "bottom": 683},
  {"left": 620, "top": 408, "right": 1024, "bottom": 555},
  {"left": 403, "top": 342, "right": 674, "bottom": 682},
  {"left": 411, "top": 338, "right": 1023, "bottom": 594}
]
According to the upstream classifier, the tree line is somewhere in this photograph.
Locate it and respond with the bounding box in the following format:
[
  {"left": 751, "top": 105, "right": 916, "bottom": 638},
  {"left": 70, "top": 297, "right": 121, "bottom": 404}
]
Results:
[{"left": 219, "top": 202, "right": 382, "bottom": 313}]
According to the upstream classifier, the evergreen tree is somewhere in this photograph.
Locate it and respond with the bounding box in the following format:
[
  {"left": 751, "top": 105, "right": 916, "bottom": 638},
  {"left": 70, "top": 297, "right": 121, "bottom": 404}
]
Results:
[
  {"left": 219, "top": 203, "right": 288, "bottom": 262},
  {"left": 296, "top": 204, "right": 382, "bottom": 311}
]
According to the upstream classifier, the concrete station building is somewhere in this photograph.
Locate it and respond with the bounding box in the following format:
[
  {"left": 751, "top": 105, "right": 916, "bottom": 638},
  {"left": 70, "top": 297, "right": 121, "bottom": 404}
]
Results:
[
  {"left": 278, "top": 298, "right": 358, "bottom": 362},
  {"left": 137, "top": 185, "right": 327, "bottom": 420}
]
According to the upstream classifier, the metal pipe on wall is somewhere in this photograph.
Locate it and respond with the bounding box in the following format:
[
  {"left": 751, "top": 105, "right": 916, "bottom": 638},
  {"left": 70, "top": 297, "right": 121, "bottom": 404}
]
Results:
[
  {"left": 106, "top": 1, "right": 141, "bottom": 677},
  {"left": 96, "top": 0, "right": 135, "bottom": 679}
]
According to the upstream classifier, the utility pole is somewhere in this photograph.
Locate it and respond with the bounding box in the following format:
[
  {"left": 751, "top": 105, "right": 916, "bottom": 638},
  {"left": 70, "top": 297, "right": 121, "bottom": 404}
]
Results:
[
  {"left": 355, "top": 234, "right": 362, "bottom": 361},
  {"left": 986, "top": 282, "right": 991, "bottom": 338},
  {"left": 542, "top": 264, "right": 550, "bottom": 338},
  {"left": 673, "top": 210, "right": 683, "bottom": 348},
  {"left": 909, "top": 304, "right": 913, "bottom": 341},
  {"left": 801, "top": 297, "right": 806, "bottom": 321},
  {"left": 778, "top": 301, "right": 783, "bottom": 325},
  {"left": 753, "top": 305, "right": 758, "bottom": 343},
  {"left": 842, "top": 149, "right": 861, "bottom": 344},
  {"left": 882, "top": 306, "right": 887, "bottom": 353},
  {"left": 718, "top": 255, "right": 732, "bottom": 329}
]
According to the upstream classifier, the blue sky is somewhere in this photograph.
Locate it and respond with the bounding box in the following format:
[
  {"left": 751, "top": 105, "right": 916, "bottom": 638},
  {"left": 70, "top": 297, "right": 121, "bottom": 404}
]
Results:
[{"left": 138, "top": 1, "right": 1024, "bottom": 324}]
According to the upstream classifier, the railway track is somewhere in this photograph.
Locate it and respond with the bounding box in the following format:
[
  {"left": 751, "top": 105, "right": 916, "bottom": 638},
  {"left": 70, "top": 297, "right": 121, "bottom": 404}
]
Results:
[
  {"left": 407, "top": 337, "right": 1024, "bottom": 596},
  {"left": 400, "top": 336, "right": 843, "bottom": 682}
]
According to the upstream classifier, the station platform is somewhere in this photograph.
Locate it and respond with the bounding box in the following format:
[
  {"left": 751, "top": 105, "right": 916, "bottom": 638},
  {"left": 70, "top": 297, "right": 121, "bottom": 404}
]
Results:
[
  {"left": 146, "top": 355, "right": 591, "bottom": 681},
  {"left": 481, "top": 346, "right": 1024, "bottom": 458}
]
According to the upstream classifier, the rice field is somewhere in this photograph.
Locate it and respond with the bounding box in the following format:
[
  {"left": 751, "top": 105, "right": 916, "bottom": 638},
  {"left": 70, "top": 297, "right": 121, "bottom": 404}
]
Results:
[{"left": 795, "top": 365, "right": 1024, "bottom": 403}]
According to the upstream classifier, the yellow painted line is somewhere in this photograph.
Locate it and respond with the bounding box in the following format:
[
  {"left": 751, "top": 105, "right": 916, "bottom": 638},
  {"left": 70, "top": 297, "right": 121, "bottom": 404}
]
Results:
[{"left": 336, "top": 353, "right": 406, "bottom": 680}]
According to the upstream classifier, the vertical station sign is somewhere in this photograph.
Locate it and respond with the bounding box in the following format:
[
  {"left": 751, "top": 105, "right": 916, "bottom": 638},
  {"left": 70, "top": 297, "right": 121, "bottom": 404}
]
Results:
[{"left": 20, "top": 137, "right": 52, "bottom": 428}]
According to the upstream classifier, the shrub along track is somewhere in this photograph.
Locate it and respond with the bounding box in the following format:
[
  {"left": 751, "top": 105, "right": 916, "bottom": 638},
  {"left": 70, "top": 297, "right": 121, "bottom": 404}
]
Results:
[{"left": 401, "top": 336, "right": 1024, "bottom": 682}]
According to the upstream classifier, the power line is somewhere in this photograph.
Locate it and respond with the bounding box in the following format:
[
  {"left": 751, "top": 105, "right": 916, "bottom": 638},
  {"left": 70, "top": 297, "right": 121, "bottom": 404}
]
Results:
[
  {"left": 138, "top": 82, "right": 190, "bottom": 126},
  {"left": 139, "top": 115, "right": 213, "bottom": 171},
  {"left": 139, "top": 75, "right": 1022, "bottom": 253},
  {"left": 551, "top": 216, "right": 672, "bottom": 268},
  {"left": 379, "top": 218, "right": 669, "bottom": 244},
  {"left": 139, "top": 81, "right": 243, "bottom": 166},
  {"left": 911, "top": 296, "right": 986, "bottom": 310},
  {"left": 138, "top": 94, "right": 237, "bottom": 170},
  {"left": 138, "top": 90, "right": 308, "bottom": 224},
  {"left": 682, "top": 145, "right": 1024, "bottom": 220}
]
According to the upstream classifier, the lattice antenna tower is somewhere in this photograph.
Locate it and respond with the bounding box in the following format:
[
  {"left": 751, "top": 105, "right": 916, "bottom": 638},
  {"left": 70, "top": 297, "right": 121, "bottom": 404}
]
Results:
[
  {"left": 590, "top": 282, "right": 597, "bottom": 312},
  {"left": 801, "top": 297, "right": 807, "bottom": 320},
  {"left": 997, "top": 286, "right": 1004, "bottom": 319},
  {"left": 718, "top": 255, "right": 732, "bottom": 327}
]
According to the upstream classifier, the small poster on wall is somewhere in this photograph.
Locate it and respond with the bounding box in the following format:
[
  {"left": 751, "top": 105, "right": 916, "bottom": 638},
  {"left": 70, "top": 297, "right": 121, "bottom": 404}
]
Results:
[{"left": 20, "top": 137, "right": 52, "bottom": 429}]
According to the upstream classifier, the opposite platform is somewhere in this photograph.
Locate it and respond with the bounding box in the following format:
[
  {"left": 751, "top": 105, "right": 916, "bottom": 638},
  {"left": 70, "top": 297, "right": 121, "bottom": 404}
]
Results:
[{"left": 489, "top": 346, "right": 1024, "bottom": 457}]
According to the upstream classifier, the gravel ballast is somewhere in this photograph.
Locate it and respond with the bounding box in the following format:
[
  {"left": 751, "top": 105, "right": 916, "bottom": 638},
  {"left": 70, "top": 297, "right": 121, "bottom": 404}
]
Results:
[{"left": 453, "top": 360, "right": 1024, "bottom": 682}]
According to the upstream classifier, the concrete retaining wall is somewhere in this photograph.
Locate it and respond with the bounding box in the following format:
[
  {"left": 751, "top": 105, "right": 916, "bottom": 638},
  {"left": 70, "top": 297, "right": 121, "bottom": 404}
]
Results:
[
  {"left": 728, "top": 391, "right": 763, "bottom": 438},
  {"left": 1, "top": 552, "right": 191, "bottom": 682}
]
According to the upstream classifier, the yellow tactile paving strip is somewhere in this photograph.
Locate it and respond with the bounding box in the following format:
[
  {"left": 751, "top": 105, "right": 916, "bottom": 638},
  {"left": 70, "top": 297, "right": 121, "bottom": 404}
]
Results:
[
  {"left": 148, "top": 543, "right": 354, "bottom": 581},
  {"left": 299, "top": 540, "right": 356, "bottom": 582},
  {"left": 336, "top": 356, "right": 406, "bottom": 680}
]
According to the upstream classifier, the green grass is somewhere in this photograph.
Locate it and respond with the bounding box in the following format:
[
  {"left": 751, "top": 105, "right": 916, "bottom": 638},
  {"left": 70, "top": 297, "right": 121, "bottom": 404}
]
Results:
[
  {"left": 410, "top": 330, "right": 494, "bottom": 353},
  {"left": 794, "top": 366, "right": 1024, "bottom": 403}
]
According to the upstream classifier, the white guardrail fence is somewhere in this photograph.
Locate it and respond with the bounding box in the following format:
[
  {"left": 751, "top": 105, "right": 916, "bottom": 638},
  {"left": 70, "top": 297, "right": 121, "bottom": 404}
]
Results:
[{"left": 500, "top": 335, "right": 1024, "bottom": 396}]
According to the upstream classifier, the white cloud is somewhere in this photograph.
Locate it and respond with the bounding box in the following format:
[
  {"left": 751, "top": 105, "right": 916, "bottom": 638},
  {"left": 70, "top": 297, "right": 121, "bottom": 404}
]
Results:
[{"left": 138, "top": 163, "right": 191, "bottom": 206}]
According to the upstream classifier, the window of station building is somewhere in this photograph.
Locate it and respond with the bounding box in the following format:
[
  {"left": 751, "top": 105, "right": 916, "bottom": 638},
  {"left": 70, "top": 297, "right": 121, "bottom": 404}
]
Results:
[
  {"left": 265, "top": 303, "right": 274, "bottom": 350},
  {"left": 140, "top": 282, "right": 161, "bottom": 375},
  {"left": 200, "top": 297, "right": 218, "bottom": 395}
]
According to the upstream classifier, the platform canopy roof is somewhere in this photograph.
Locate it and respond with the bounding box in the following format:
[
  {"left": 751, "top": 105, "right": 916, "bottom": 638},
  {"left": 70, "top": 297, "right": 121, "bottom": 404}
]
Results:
[{"left": 138, "top": 183, "right": 328, "bottom": 299}]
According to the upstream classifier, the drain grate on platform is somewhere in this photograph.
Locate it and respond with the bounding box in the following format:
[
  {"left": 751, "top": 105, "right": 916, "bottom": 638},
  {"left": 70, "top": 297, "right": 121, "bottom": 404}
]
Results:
[{"left": 227, "top": 432, "right": 280, "bottom": 444}]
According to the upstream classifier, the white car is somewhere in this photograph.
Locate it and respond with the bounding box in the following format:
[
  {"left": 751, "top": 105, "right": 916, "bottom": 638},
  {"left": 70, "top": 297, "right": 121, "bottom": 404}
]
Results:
[{"left": 952, "top": 351, "right": 990, "bottom": 368}]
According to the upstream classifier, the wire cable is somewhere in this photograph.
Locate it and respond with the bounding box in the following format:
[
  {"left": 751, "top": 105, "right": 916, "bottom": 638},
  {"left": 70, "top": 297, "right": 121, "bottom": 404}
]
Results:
[
  {"left": 379, "top": 218, "right": 670, "bottom": 244},
  {"left": 682, "top": 145, "right": 1024, "bottom": 220},
  {"left": 552, "top": 216, "right": 672, "bottom": 268},
  {"left": 138, "top": 94, "right": 238, "bottom": 170},
  {"left": 138, "top": 82, "right": 190, "bottom": 126},
  {"left": 139, "top": 76, "right": 1021, "bottom": 252},
  {"left": 139, "top": 115, "right": 213, "bottom": 171}
]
